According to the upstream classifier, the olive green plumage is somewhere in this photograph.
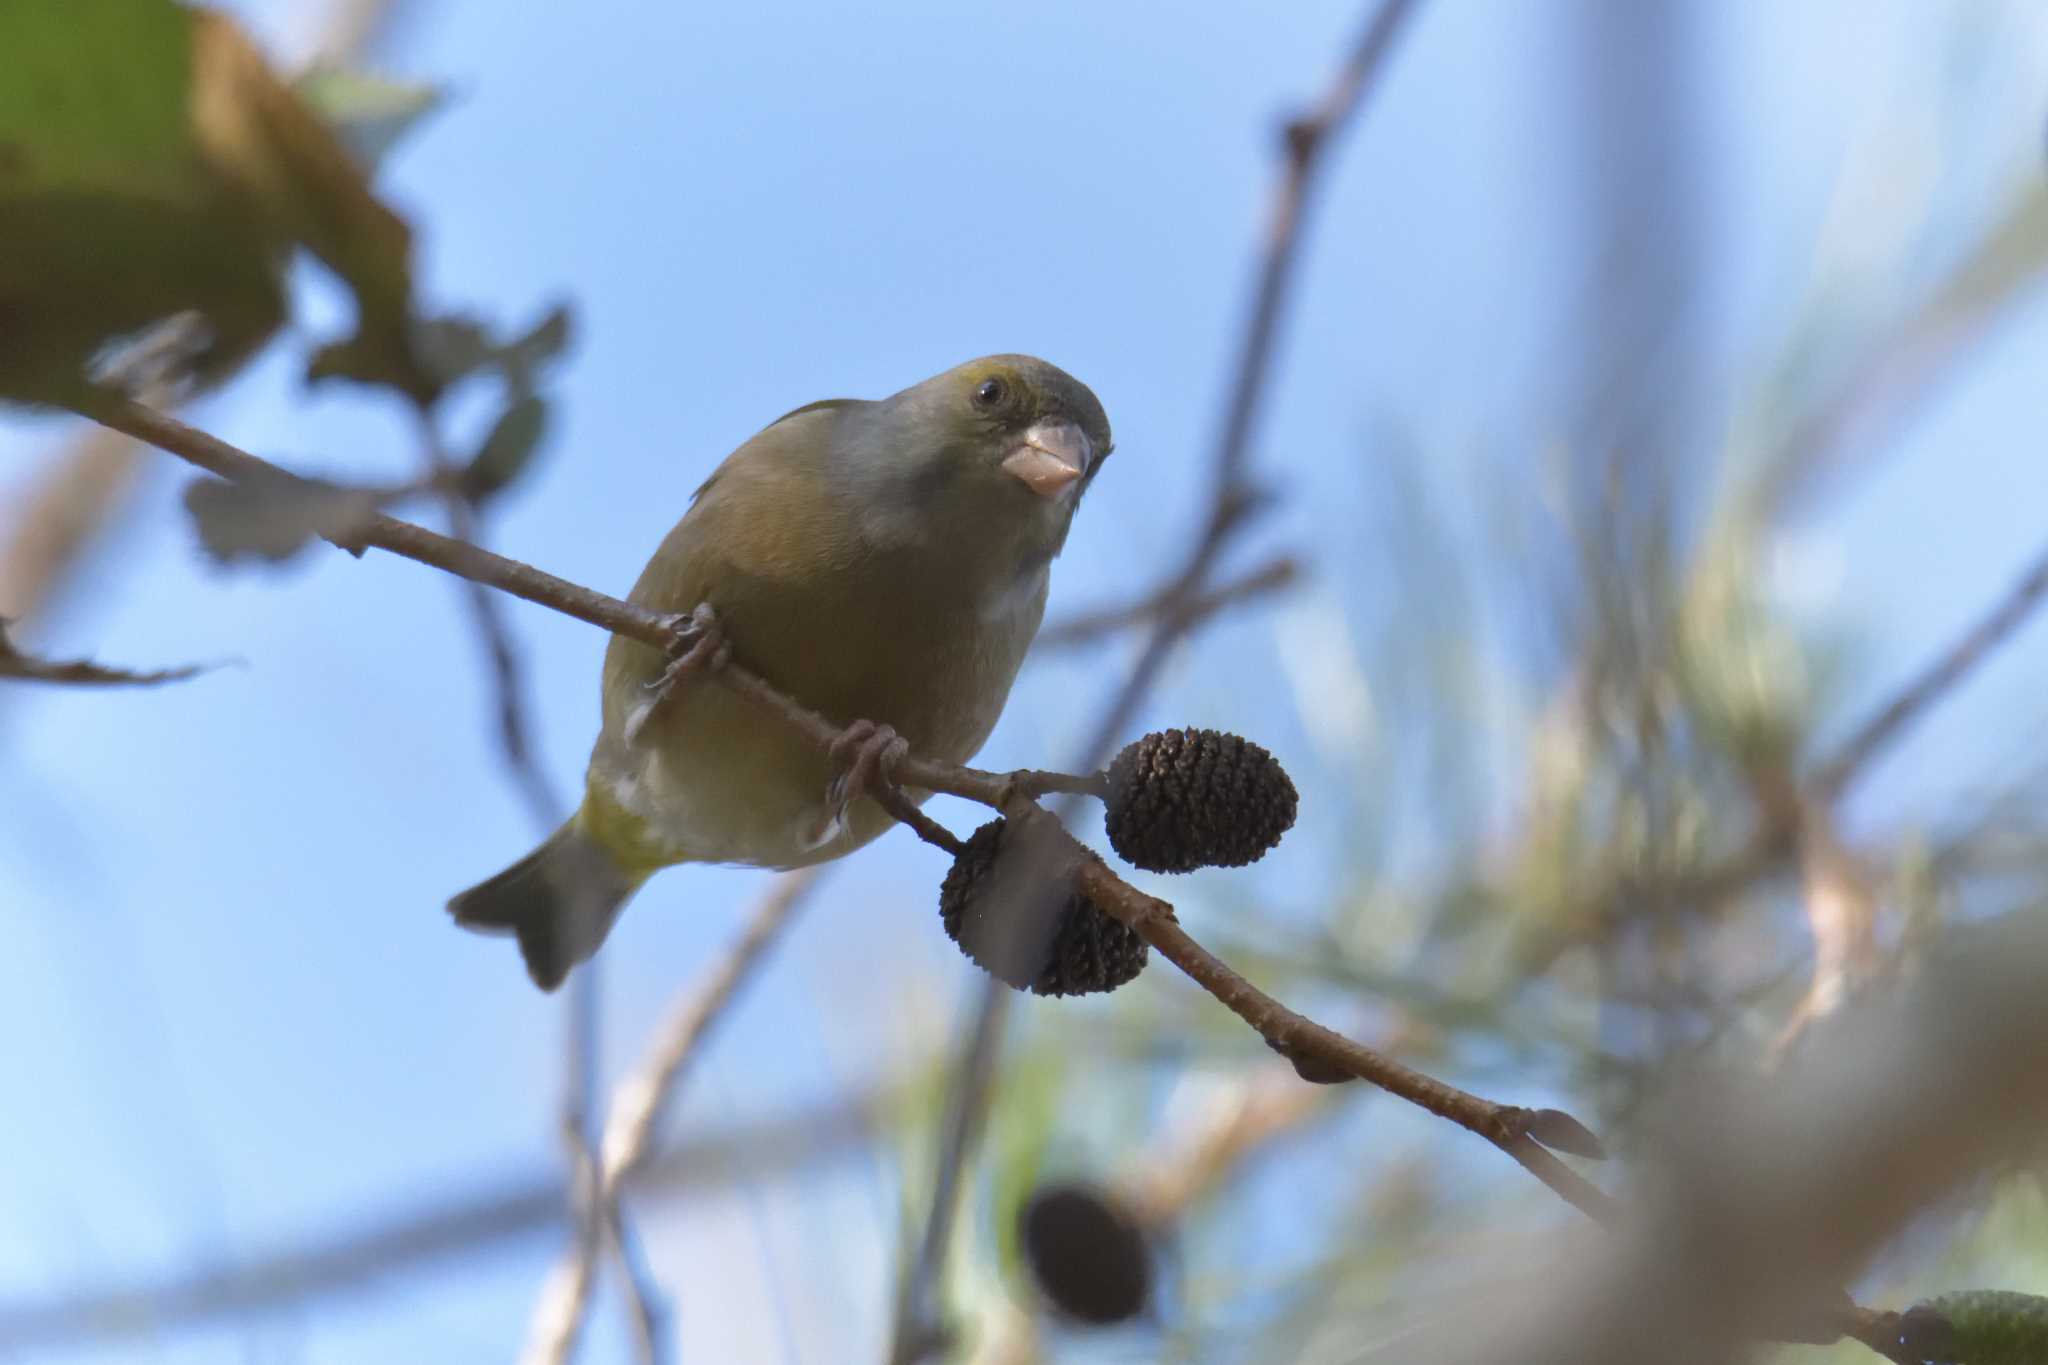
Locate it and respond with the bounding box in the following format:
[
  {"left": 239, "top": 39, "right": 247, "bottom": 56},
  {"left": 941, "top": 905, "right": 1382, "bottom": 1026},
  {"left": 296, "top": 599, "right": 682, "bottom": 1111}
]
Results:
[{"left": 448, "top": 355, "right": 1112, "bottom": 989}]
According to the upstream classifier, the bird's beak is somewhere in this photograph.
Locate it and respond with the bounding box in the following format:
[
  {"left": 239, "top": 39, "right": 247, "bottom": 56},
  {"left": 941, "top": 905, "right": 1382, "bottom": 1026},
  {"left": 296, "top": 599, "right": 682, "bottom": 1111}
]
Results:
[{"left": 1001, "top": 420, "right": 1092, "bottom": 499}]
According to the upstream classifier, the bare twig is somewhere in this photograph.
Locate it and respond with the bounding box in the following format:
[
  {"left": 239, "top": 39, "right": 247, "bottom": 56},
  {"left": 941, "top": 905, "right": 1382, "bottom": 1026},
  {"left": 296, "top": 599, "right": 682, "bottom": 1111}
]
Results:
[
  {"left": 1036, "top": 554, "right": 1301, "bottom": 648},
  {"left": 599, "top": 871, "right": 822, "bottom": 1188},
  {"left": 1813, "top": 535, "right": 2048, "bottom": 798},
  {"left": 0, "top": 1080, "right": 896, "bottom": 1352},
  {"left": 1056, "top": 835, "right": 1619, "bottom": 1224},
  {"left": 0, "top": 426, "right": 151, "bottom": 625},
  {"left": 982, "top": 1068, "right": 1337, "bottom": 1363},
  {"left": 525, "top": 958, "right": 622, "bottom": 1365},
  {"left": 888, "top": 981, "right": 1011, "bottom": 1365},
  {"left": 401, "top": 403, "right": 636, "bottom": 1359},
  {"left": 521, "top": 871, "right": 822, "bottom": 1365},
  {"left": 1754, "top": 537, "right": 2048, "bottom": 1069},
  {"left": 1122, "top": 1067, "right": 1337, "bottom": 1229},
  {"left": 409, "top": 407, "right": 562, "bottom": 825}
]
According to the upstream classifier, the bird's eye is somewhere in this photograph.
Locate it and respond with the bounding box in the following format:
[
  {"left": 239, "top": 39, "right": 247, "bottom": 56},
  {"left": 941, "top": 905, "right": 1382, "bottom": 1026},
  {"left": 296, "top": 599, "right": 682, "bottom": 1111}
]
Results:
[{"left": 974, "top": 377, "right": 1007, "bottom": 408}]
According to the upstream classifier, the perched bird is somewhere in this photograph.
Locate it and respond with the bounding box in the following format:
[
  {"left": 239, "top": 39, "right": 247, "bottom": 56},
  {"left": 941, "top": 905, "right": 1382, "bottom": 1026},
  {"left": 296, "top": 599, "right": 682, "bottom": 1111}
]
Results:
[{"left": 448, "top": 355, "right": 1112, "bottom": 989}]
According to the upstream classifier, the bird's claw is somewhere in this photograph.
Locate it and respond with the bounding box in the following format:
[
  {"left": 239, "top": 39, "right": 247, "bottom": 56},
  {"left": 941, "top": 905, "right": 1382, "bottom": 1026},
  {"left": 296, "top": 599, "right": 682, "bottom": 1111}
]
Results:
[
  {"left": 625, "top": 603, "right": 727, "bottom": 745},
  {"left": 808, "top": 720, "right": 910, "bottom": 845},
  {"left": 653, "top": 603, "right": 725, "bottom": 670},
  {"left": 830, "top": 720, "right": 910, "bottom": 801}
]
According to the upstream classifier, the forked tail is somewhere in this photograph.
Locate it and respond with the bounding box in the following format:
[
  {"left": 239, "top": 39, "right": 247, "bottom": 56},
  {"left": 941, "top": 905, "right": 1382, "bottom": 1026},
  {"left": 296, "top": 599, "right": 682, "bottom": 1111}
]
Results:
[{"left": 447, "top": 823, "right": 640, "bottom": 991}]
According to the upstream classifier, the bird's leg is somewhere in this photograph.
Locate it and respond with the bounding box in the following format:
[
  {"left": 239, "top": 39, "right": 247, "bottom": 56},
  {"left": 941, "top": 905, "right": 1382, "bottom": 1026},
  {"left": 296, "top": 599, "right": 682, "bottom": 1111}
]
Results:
[
  {"left": 806, "top": 719, "right": 911, "bottom": 845},
  {"left": 624, "top": 603, "right": 728, "bottom": 745},
  {"left": 830, "top": 720, "right": 912, "bottom": 806}
]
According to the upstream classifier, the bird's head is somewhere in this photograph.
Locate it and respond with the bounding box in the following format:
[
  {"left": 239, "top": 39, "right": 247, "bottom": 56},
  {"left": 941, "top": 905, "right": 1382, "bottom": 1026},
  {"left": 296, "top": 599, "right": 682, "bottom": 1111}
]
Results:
[{"left": 849, "top": 354, "right": 1113, "bottom": 570}]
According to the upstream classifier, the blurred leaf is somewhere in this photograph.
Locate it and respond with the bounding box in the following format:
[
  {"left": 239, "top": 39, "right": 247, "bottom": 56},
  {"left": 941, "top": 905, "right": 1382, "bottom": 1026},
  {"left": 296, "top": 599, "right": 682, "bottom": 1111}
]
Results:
[
  {"left": 0, "top": 620, "right": 207, "bottom": 687},
  {"left": 0, "top": 0, "right": 426, "bottom": 403},
  {"left": 409, "top": 315, "right": 498, "bottom": 388},
  {"left": 315, "top": 303, "right": 572, "bottom": 404},
  {"left": 1897, "top": 1290, "right": 2048, "bottom": 1365},
  {"left": 292, "top": 65, "right": 444, "bottom": 170},
  {"left": 183, "top": 471, "right": 388, "bottom": 565},
  {"left": 0, "top": 0, "right": 280, "bottom": 399},
  {"left": 499, "top": 302, "right": 574, "bottom": 382},
  {"left": 461, "top": 394, "right": 550, "bottom": 499}
]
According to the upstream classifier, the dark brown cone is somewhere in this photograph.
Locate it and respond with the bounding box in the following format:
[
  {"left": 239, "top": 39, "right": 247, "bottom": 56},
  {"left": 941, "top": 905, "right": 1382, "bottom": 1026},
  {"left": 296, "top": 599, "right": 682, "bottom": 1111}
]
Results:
[
  {"left": 938, "top": 818, "right": 1148, "bottom": 997},
  {"left": 1104, "top": 728, "right": 1298, "bottom": 873}
]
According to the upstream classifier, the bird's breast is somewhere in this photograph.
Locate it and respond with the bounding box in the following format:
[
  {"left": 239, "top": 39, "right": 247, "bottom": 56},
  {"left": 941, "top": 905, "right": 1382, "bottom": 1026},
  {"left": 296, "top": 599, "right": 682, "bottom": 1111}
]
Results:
[{"left": 589, "top": 542, "right": 1046, "bottom": 871}]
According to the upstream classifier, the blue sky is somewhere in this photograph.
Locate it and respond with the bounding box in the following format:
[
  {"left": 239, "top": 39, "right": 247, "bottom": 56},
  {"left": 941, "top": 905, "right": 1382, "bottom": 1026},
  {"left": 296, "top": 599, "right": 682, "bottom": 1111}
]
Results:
[{"left": 3, "top": 2, "right": 2048, "bottom": 1361}]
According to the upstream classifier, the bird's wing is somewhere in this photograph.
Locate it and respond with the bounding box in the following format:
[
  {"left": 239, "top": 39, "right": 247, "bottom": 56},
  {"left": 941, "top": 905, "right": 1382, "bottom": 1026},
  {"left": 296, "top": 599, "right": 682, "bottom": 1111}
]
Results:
[{"left": 690, "top": 397, "right": 859, "bottom": 503}]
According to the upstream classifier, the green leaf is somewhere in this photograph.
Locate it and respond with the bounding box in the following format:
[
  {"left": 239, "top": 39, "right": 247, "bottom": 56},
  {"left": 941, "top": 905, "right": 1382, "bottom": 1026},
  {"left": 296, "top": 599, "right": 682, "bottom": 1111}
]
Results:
[
  {"left": 0, "top": 0, "right": 282, "bottom": 399},
  {"left": 0, "top": 1, "right": 428, "bottom": 402},
  {"left": 0, "top": 0, "right": 196, "bottom": 201},
  {"left": 461, "top": 394, "right": 551, "bottom": 499},
  {"left": 293, "top": 66, "right": 445, "bottom": 171}
]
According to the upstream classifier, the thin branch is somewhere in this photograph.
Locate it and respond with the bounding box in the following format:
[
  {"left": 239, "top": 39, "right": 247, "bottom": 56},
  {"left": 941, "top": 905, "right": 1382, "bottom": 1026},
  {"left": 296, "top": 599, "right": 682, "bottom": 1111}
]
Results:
[
  {"left": 0, "top": 425, "right": 150, "bottom": 624},
  {"left": 888, "top": 985, "right": 1011, "bottom": 1365},
  {"left": 1058, "top": 832, "right": 1619, "bottom": 1225},
  {"left": 91, "top": 396, "right": 670, "bottom": 645},
  {"left": 402, "top": 402, "right": 637, "bottom": 1360},
  {"left": 0, "top": 1081, "right": 895, "bottom": 1352},
  {"left": 409, "top": 407, "right": 561, "bottom": 826},
  {"left": 598, "top": 871, "right": 822, "bottom": 1188},
  {"left": 522, "top": 871, "right": 822, "bottom": 1365},
  {"left": 452, "top": 518, "right": 564, "bottom": 817},
  {"left": 1813, "top": 535, "right": 2048, "bottom": 797},
  {"left": 1120, "top": 1067, "right": 1336, "bottom": 1230},
  {"left": 1035, "top": 554, "right": 1301, "bottom": 649},
  {"left": 1529, "top": 522, "right": 2048, "bottom": 978}
]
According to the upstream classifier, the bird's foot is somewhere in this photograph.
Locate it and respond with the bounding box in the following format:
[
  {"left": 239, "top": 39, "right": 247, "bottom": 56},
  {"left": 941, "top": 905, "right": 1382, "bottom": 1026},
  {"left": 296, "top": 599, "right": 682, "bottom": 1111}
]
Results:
[
  {"left": 624, "top": 603, "right": 728, "bottom": 745},
  {"left": 805, "top": 719, "right": 910, "bottom": 846}
]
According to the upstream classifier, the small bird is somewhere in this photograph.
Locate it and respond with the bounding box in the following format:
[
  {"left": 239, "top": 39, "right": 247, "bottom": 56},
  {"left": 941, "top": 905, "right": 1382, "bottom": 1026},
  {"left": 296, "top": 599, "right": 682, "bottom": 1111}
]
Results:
[{"left": 448, "top": 355, "right": 1112, "bottom": 989}]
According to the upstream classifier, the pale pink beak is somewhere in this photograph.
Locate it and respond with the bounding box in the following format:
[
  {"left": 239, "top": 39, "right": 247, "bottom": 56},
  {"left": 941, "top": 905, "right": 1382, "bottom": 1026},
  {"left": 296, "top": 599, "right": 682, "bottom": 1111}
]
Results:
[{"left": 1001, "top": 420, "right": 1092, "bottom": 499}]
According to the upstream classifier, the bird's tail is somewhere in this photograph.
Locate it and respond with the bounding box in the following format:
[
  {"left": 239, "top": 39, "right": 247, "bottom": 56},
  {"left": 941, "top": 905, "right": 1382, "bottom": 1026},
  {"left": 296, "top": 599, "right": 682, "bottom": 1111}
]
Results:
[{"left": 447, "top": 820, "right": 642, "bottom": 991}]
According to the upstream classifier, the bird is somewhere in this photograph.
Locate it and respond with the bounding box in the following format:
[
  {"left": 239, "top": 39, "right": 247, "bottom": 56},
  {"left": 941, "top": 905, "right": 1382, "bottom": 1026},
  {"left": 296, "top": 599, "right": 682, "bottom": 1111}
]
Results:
[{"left": 447, "top": 354, "right": 1112, "bottom": 989}]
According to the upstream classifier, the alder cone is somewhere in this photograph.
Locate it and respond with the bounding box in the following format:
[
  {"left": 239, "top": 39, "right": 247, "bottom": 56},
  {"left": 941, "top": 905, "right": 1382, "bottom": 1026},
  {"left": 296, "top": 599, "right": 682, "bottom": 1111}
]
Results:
[
  {"left": 1104, "top": 728, "right": 1297, "bottom": 873},
  {"left": 938, "top": 818, "right": 1147, "bottom": 997}
]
